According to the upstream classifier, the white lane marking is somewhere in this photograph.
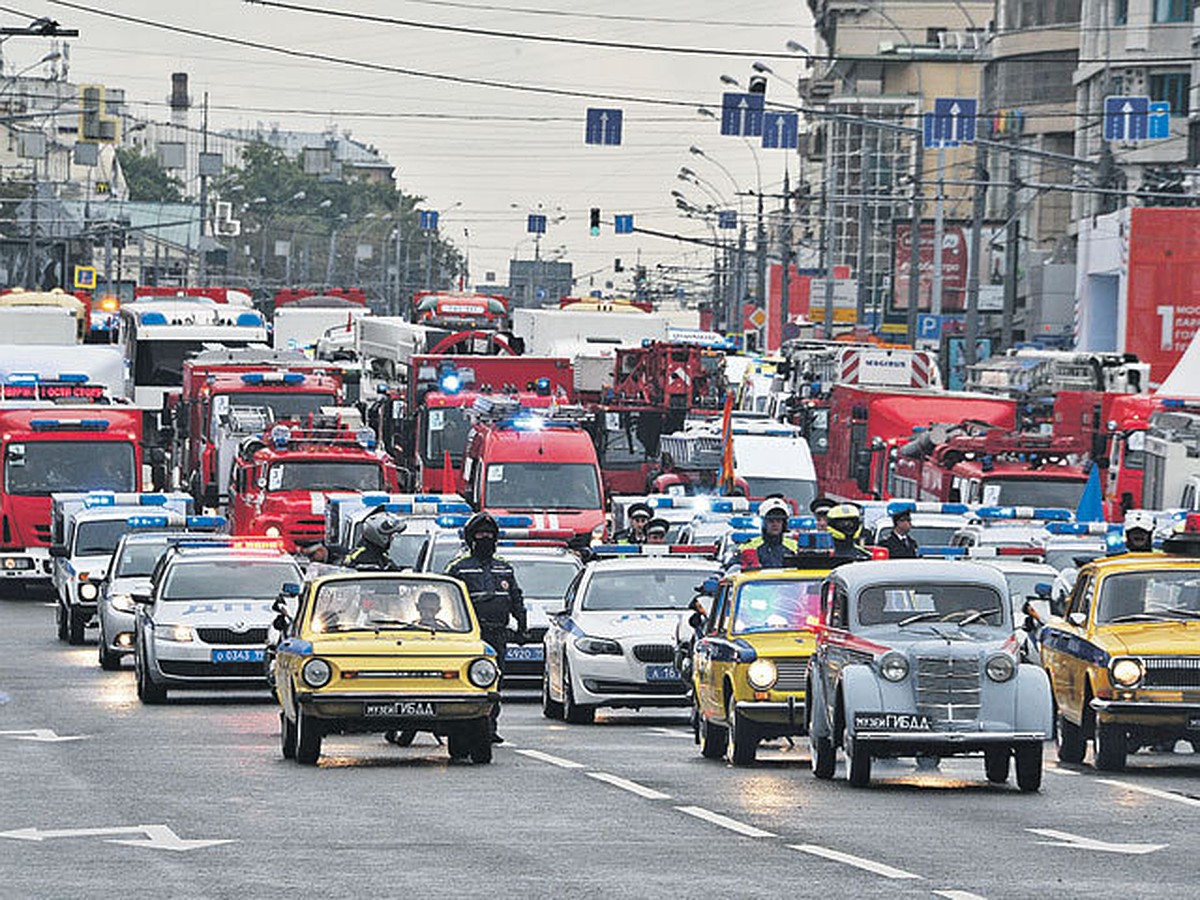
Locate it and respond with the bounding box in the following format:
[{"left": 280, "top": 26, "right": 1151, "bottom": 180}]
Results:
[
  {"left": 643, "top": 727, "right": 691, "bottom": 739},
  {"left": 934, "top": 891, "right": 987, "bottom": 900},
  {"left": 586, "top": 771, "right": 671, "bottom": 800},
  {"left": 511, "top": 748, "right": 585, "bottom": 769},
  {"left": 675, "top": 806, "right": 775, "bottom": 838},
  {"left": 1097, "top": 778, "right": 1200, "bottom": 809},
  {"left": 1027, "top": 828, "right": 1167, "bottom": 855},
  {"left": 789, "top": 844, "right": 921, "bottom": 880},
  {"left": 1046, "top": 766, "right": 1079, "bottom": 776}
]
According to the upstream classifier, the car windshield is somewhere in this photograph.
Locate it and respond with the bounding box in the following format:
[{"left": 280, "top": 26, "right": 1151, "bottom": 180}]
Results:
[
  {"left": 114, "top": 540, "right": 171, "bottom": 578},
  {"left": 1096, "top": 570, "right": 1200, "bottom": 623},
  {"left": 5, "top": 441, "right": 135, "bottom": 496},
  {"left": 267, "top": 461, "right": 384, "bottom": 492},
  {"left": 217, "top": 391, "right": 333, "bottom": 423},
  {"left": 484, "top": 462, "right": 601, "bottom": 510},
  {"left": 733, "top": 578, "right": 822, "bottom": 634},
  {"left": 742, "top": 477, "right": 817, "bottom": 511},
  {"left": 508, "top": 558, "right": 580, "bottom": 600},
  {"left": 857, "top": 582, "right": 1007, "bottom": 627},
  {"left": 423, "top": 406, "right": 471, "bottom": 466},
  {"left": 136, "top": 340, "right": 252, "bottom": 387},
  {"left": 982, "top": 478, "right": 1086, "bottom": 508},
  {"left": 309, "top": 578, "right": 471, "bottom": 633},
  {"left": 160, "top": 560, "right": 301, "bottom": 601},
  {"left": 73, "top": 520, "right": 143, "bottom": 556},
  {"left": 386, "top": 532, "right": 430, "bottom": 570},
  {"left": 434, "top": 538, "right": 467, "bottom": 574},
  {"left": 581, "top": 569, "right": 714, "bottom": 611}
]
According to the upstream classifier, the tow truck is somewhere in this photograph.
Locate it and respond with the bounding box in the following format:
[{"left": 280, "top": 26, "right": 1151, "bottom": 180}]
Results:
[{"left": 227, "top": 420, "right": 400, "bottom": 550}]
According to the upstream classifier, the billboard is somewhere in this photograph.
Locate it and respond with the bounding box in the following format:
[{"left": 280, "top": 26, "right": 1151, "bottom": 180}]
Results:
[
  {"left": 891, "top": 222, "right": 969, "bottom": 313},
  {"left": 1125, "top": 208, "right": 1200, "bottom": 384}
]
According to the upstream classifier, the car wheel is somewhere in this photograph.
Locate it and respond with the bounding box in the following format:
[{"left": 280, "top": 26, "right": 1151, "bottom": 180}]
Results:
[
  {"left": 98, "top": 642, "right": 122, "bottom": 671},
  {"left": 67, "top": 606, "right": 85, "bottom": 646},
  {"left": 984, "top": 747, "right": 1011, "bottom": 784},
  {"left": 468, "top": 720, "right": 493, "bottom": 765},
  {"left": 385, "top": 729, "right": 417, "bottom": 747},
  {"left": 447, "top": 730, "right": 471, "bottom": 761},
  {"left": 1014, "top": 742, "right": 1043, "bottom": 792},
  {"left": 562, "top": 659, "right": 594, "bottom": 725},
  {"left": 690, "top": 705, "right": 700, "bottom": 745},
  {"left": 55, "top": 603, "right": 68, "bottom": 642},
  {"left": 726, "top": 696, "right": 757, "bottom": 766},
  {"left": 135, "top": 645, "right": 166, "bottom": 704},
  {"left": 845, "top": 725, "right": 871, "bottom": 788},
  {"left": 541, "top": 667, "right": 564, "bottom": 720},
  {"left": 279, "top": 710, "right": 296, "bottom": 760},
  {"left": 810, "top": 731, "right": 836, "bottom": 780},
  {"left": 699, "top": 711, "right": 728, "bottom": 759},
  {"left": 295, "top": 705, "right": 322, "bottom": 765},
  {"left": 1056, "top": 712, "right": 1086, "bottom": 764},
  {"left": 1093, "top": 722, "right": 1127, "bottom": 772}
]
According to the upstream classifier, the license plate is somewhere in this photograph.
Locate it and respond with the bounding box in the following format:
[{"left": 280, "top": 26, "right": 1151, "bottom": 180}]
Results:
[
  {"left": 211, "top": 648, "right": 264, "bottom": 663},
  {"left": 505, "top": 645, "right": 544, "bottom": 662},
  {"left": 854, "top": 712, "right": 932, "bottom": 732},
  {"left": 364, "top": 701, "right": 435, "bottom": 718},
  {"left": 645, "top": 664, "right": 680, "bottom": 682}
]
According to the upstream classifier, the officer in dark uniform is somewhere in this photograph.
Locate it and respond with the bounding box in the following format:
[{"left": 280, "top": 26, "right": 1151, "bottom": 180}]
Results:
[
  {"left": 880, "top": 508, "right": 919, "bottom": 559},
  {"left": 810, "top": 496, "right": 835, "bottom": 531},
  {"left": 344, "top": 511, "right": 404, "bottom": 571},
  {"left": 614, "top": 502, "right": 654, "bottom": 544},
  {"left": 445, "top": 512, "right": 527, "bottom": 743}
]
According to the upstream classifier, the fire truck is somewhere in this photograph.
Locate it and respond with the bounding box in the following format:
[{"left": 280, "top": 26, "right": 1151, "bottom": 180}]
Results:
[
  {"left": 227, "top": 420, "right": 400, "bottom": 550},
  {"left": 174, "top": 348, "right": 343, "bottom": 507},
  {"left": 273, "top": 288, "right": 367, "bottom": 309},
  {"left": 461, "top": 398, "right": 604, "bottom": 542},
  {"left": 890, "top": 426, "right": 1090, "bottom": 508},
  {"left": 413, "top": 291, "right": 510, "bottom": 331},
  {"left": 0, "top": 404, "right": 144, "bottom": 593}
]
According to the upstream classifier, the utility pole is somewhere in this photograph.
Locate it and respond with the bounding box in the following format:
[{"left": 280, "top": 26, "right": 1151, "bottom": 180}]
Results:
[
  {"left": 1001, "top": 144, "right": 1019, "bottom": 351},
  {"left": 855, "top": 129, "right": 874, "bottom": 326},
  {"left": 905, "top": 138, "right": 924, "bottom": 347},
  {"left": 25, "top": 159, "right": 38, "bottom": 289},
  {"left": 197, "top": 92, "right": 209, "bottom": 286},
  {"left": 964, "top": 144, "right": 987, "bottom": 368},
  {"left": 755, "top": 190, "right": 767, "bottom": 338},
  {"left": 779, "top": 169, "right": 792, "bottom": 348},
  {"left": 931, "top": 143, "right": 946, "bottom": 316},
  {"left": 822, "top": 123, "right": 837, "bottom": 338}
]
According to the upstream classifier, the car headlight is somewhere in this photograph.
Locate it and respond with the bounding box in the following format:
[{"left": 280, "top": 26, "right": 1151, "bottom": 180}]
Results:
[
  {"left": 159, "top": 624, "right": 195, "bottom": 643},
  {"left": 574, "top": 636, "right": 622, "bottom": 655},
  {"left": 78, "top": 582, "right": 99, "bottom": 601},
  {"left": 879, "top": 651, "right": 909, "bottom": 682},
  {"left": 109, "top": 593, "right": 136, "bottom": 612},
  {"left": 1110, "top": 657, "right": 1143, "bottom": 688},
  {"left": 747, "top": 658, "right": 778, "bottom": 690},
  {"left": 302, "top": 658, "right": 332, "bottom": 688},
  {"left": 468, "top": 658, "right": 499, "bottom": 688},
  {"left": 264, "top": 526, "right": 282, "bottom": 538},
  {"left": 985, "top": 653, "right": 1016, "bottom": 683}
]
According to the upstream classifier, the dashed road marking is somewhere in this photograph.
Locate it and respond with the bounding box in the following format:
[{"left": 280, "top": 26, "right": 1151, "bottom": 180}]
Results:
[
  {"left": 1097, "top": 778, "right": 1200, "bottom": 809},
  {"left": 511, "top": 748, "right": 585, "bottom": 769},
  {"left": 790, "top": 843, "right": 921, "bottom": 879},
  {"left": 934, "top": 891, "right": 987, "bottom": 899},
  {"left": 642, "top": 727, "right": 691, "bottom": 739},
  {"left": 1046, "top": 766, "right": 1079, "bottom": 776},
  {"left": 586, "top": 771, "right": 670, "bottom": 800},
  {"left": 675, "top": 806, "right": 775, "bottom": 838}
]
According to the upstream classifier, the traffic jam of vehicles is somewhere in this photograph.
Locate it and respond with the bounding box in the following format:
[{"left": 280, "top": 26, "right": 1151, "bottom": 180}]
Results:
[{"left": 7, "top": 285, "right": 1200, "bottom": 795}]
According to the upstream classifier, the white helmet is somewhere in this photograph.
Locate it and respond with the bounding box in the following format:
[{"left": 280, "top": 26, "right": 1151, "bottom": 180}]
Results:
[
  {"left": 1124, "top": 509, "right": 1155, "bottom": 536},
  {"left": 759, "top": 498, "right": 791, "bottom": 520}
]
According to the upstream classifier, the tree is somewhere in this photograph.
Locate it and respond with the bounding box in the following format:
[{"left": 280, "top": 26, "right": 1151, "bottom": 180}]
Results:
[{"left": 115, "top": 147, "right": 185, "bottom": 203}]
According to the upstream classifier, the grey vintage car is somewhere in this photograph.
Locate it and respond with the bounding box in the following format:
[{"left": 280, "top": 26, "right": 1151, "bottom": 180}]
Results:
[{"left": 807, "top": 560, "right": 1052, "bottom": 791}]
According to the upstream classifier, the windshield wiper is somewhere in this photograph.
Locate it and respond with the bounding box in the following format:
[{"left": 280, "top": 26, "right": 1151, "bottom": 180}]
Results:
[
  {"left": 898, "top": 611, "right": 941, "bottom": 627},
  {"left": 1155, "top": 607, "right": 1200, "bottom": 620},
  {"left": 1107, "top": 613, "right": 1172, "bottom": 623},
  {"left": 366, "top": 618, "right": 437, "bottom": 635},
  {"left": 955, "top": 608, "right": 1001, "bottom": 626}
]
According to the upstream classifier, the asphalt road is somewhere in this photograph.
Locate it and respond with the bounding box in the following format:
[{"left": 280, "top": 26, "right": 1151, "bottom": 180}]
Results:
[{"left": 2, "top": 592, "right": 1198, "bottom": 900}]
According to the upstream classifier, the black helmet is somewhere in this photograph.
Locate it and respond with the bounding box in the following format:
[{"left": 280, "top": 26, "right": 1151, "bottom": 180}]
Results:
[
  {"left": 463, "top": 512, "right": 499, "bottom": 547},
  {"left": 362, "top": 512, "right": 404, "bottom": 549}
]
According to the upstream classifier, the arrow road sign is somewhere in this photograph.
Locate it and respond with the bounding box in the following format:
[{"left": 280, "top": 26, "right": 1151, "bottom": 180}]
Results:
[
  {"left": 717, "top": 210, "right": 737, "bottom": 230},
  {"left": 761, "top": 111, "right": 799, "bottom": 149},
  {"left": 1104, "top": 95, "right": 1150, "bottom": 142},
  {"left": 527, "top": 214, "right": 547, "bottom": 234},
  {"left": 0, "top": 729, "right": 86, "bottom": 743},
  {"left": 418, "top": 210, "right": 439, "bottom": 231},
  {"left": 1028, "top": 828, "right": 1166, "bottom": 855},
  {"left": 923, "top": 112, "right": 940, "bottom": 149},
  {"left": 933, "top": 97, "right": 977, "bottom": 145},
  {"left": 0, "top": 824, "right": 234, "bottom": 852},
  {"left": 720, "top": 92, "right": 764, "bottom": 137},
  {"left": 614, "top": 214, "right": 634, "bottom": 234},
  {"left": 585, "top": 108, "right": 623, "bottom": 146}
]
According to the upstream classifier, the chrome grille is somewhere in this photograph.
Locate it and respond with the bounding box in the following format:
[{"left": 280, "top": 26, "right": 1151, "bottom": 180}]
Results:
[
  {"left": 1143, "top": 656, "right": 1200, "bottom": 690},
  {"left": 196, "top": 627, "right": 268, "bottom": 645},
  {"left": 632, "top": 644, "right": 675, "bottom": 663},
  {"left": 772, "top": 657, "right": 809, "bottom": 691},
  {"left": 916, "top": 655, "right": 980, "bottom": 722}
]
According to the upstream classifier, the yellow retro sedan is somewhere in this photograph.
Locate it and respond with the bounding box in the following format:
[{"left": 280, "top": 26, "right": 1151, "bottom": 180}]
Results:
[
  {"left": 273, "top": 571, "right": 500, "bottom": 765},
  {"left": 692, "top": 567, "right": 828, "bottom": 765},
  {"left": 1039, "top": 542, "right": 1200, "bottom": 771}
]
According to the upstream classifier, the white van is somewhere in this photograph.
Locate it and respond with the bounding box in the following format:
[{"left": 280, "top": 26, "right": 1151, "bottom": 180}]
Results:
[{"left": 731, "top": 424, "right": 818, "bottom": 511}]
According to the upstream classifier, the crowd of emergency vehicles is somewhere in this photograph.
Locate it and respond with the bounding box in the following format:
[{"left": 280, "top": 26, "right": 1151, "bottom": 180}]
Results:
[{"left": 5, "top": 281, "right": 1200, "bottom": 782}]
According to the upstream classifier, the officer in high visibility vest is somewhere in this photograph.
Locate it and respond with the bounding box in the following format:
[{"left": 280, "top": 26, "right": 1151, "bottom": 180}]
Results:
[{"left": 739, "top": 498, "right": 799, "bottom": 569}]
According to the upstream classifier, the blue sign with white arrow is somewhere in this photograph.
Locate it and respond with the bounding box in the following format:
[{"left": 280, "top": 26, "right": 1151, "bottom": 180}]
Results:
[
  {"left": 931, "top": 97, "right": 977, "bottom": 146},
  {"left": 1104, "top": 95, "right": 1150, "bottom": 142},
  {"left": 585, "top": 108, "right": 623, "bottom": 146},
  {"left": 1148, "top": 102, "right": 1171, "bottom": 140},
  {"left": 720, "top": 92, "right": 764, "bottom": 137},
  {"left": 761, "top": 111, "right": 799, "bottom": 149},
  {"left": 717, "top": 210, "right": 737, "bottom": 230},
  {"left": 614, "top": 214, "right": 634, "bottom": 234},
  {"left": 527, "top": 214, "right": 547, "bottom": 234},
  {"left": 418, "top": 210, "right": 439, "bottom": 231}
]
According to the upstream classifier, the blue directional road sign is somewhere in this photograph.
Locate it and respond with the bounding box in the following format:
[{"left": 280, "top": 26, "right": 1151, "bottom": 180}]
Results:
[
  {"left": 932, "top": 97, "right": 977, "bottom": 146},
  {"left": 527, "top": 214, "right": 547, "bottom": 234},
  {"left": 614, "top": 214, "right": 634, "bottom": 235},
  {"left": 1148, "top": 102, "right": 1171, "bottom": 140},
  {"left": 922, "top": 112, "right": 940, "bottom": 149},
  {"left": 717, "top": 210, "right": 738, "bottom": 230},
  {"left": 720, "top": 92, "right": 764, "bottom": 137},
  {"left": 1104, "top": 95, "right": 1150, "bottom": 142},
  {"left": 418, "top": 210, "right": 439, "bottom": 231},
  {"left": 585, "top": 108, "right": 623, "bottom": 146},
  {"left": 761, "top": 111, "right": 799, "bottom": 149},
  {"left": 917, "top": 314, "right": 942, "bottom": 341}
]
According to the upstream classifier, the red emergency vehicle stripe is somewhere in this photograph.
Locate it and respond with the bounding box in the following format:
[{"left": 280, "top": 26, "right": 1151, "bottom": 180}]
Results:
[
  {"left": 821, "top": 628, "right": 891, "bottom": 655},
  {"left": 841, "top": 353, "right": 860, "bottom": 384}
]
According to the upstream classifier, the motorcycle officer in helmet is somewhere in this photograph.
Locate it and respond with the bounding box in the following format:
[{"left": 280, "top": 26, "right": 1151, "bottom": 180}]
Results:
[
  {"left": 826, "top": 503, "right": 871, "bottom": 560},
  {"left": 739, "top": 497, "right": 799, "bottom": 569},
  {"left": 344, "top": 510, "right": 405, "bottom": 571},
  {"left": 1121, "top": 510, "right": 1156, "bottom": 554},
  {"left": 445, "top": 513, "right": 527, "bottom": 743}
]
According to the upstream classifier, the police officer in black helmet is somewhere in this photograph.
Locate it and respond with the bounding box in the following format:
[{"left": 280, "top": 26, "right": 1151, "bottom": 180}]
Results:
[
  {"left": 445, "top": 512, "right": 527, "bottom": 743},
  {"left": 344, "top": 510, "right": 405, "bottom": 571}
]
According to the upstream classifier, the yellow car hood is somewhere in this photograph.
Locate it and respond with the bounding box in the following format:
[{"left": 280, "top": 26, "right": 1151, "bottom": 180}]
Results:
[
  {"left": 1095, "top": 621, "right": 1200, "bottom": 657},
  {"left": 733, "top": 629, "right": 816, "bottom": 656}
]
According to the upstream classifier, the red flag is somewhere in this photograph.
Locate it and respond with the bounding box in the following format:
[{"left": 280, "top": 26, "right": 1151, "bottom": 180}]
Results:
[
  {"left": 719, "top": 390, "right": 735, "bottom": 495},
  {"left": 442, "top": 449, "right": 455, "bottom": 495}
]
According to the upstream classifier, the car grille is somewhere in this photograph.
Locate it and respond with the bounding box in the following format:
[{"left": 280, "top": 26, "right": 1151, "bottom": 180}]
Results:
[
  {"left": 772, "top": 657, "right": 809, "bottom": 691},
  {"left": 1142, "top": 656, "right": 1200, "bottom": 690},
  {"left": 158, "top": 660, "right": 265, "bottom": 678},
  {"left": 287, "top": 518, "right": 326, "bottom": 543},
  {"left": 196, "top": 627, "right": 268, "bottom": 645},
  {"left": 633, "top": 644, "right": 675, "bottom": 663},
  {"left": 915, "top": 655, "right": 980, "bottom": 722}
]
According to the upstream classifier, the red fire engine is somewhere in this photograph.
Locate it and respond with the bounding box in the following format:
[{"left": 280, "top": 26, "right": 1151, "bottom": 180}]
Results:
[
  {"left": 0, "top": 402, "right": 144, "bottom": 591},
  {"left": 273, "top": 288, "right": 367, "bottom": 309},
  {"left": 227, "top": 421, "right": 400, "bottom": 550},
  {"left": 413, "top": 292, "right": 510, "bottom": 331}
]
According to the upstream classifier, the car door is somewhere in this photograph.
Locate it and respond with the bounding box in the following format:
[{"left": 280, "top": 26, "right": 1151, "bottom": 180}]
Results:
[
  {"left": 545, "top": 571, "right": 582, "bottom": 697},
  {"left": 813, "top": 580, "right": 846, "bottom": 730},
  {"left": 694, "top": 583, "right": 732, "bottom": 721},
  {"left": 1046, "top": 572, "right": 1094, "bottom": 724}
]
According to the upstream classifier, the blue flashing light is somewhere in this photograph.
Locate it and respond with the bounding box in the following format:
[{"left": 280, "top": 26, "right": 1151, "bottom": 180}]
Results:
[
  {"left": 138, "top": 311, "right": 168, "bottom": 326},
  {"left": 236, "top": 312, "right": 264, "bottom": 327},
  {"left": 84, "top": 493, "right": 115, "bottom": 508},
  {"left": 919, "top": 546, "right": 967, "bottom": 557},
  {"left": 730, "top": 531, "right": 758, "bottom": 545},
  {"left": 1033, "top": 508, "right": 1072, "bottom": 521},
  {"left": 977, "top": 506, "right": 1070, "bottom": 521},
  {"left": 282, "top": 372, "right": 305, "bottom": 385},
  {"left": 440, "top": 372, "right": 463, "bottom": 394},
  {"left": 509, "top": 415, "right": 544, "bottom": 431},
  {"left": 728, "top": 516, "right": 758, "bottom": 530},
  {"left": 240, "top": 373, "right": 264, "bottom": 384},
  {"left": 496, "top": 515, "right": 534, "bottom": 527},
  {"left": 535, "top": 377, "right": 551, "bottom": 396},
  {"left": 1046, "top": 522, "right": 1115, "bottom": 536},
  {"left": 7, "top": 373, "right": 38, "bottom": 385},
  {"left": 57, "top": 373, "right": 88, "bottom": 383},
  {"left": 438, "top": 502, "right": 472, "bottom": 514},
  {"left": 127, "top": 515, "right": 169, "bottom": 529},
  {"left": 80, "top": 420, "right": 110, "bottom": 431},
  {"left": 976, "top": 507, "right": 1014, "bottom": 519},
  {"left": 382, "top": 503, "right": 414, "bottom": 514},
  {"left": 649, "top": 497, "right": 675, "bottom": 509},
  {"left": 1162, "top": 398, "right": 1186, "bottom": 409},
  {"left": 270, "top": 425, "right": 291, "bottom": 449},
  {"left": 711, "top": 500, "right": 734, "bottom": 513},
  {"left": 436, "top": 514, "right": 471, "bottom": 529},
  {"left": 795, "top": 531, "right": 833, "bottom": 550},
  {"left": 414, "top": 495, "right": 441, "bottom": 503},
  {"left": 888, "top": 501, "right": 916, "bottom": 516},
  {"left": 186, "top": 515, "right": 226, "bottom": 529},
  {"left": 139, "top": 494, "right": 169, "bottom": 506},
  {"left": 590, "top": 544, "right": 642, "bottom": 554},
  {"left": 355, "top": 427, "right": 377, "bottom": 450},
  {"left": 28, "top": 419, "right": 59, "bottom": 431},
  {"left": 789, "top": 516, "right": 817, "bottom": 530},
  {"left": 362, "top": 494, "right": 391, "bottom": 506},
  {"left": 941, "top": 503, "right": 969, "bottom": 515}
]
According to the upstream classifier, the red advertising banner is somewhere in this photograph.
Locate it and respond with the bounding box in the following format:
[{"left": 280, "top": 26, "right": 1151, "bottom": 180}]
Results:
[
  {"left": 892, "top": 222, "right": 968, "bottom": 312},
  {"left": 1125, "top": 208, "right": 1200, "bottom": 384}
]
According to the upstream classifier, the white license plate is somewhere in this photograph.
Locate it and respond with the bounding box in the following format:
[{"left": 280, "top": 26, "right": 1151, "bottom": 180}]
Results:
[{"left": 364, "top": 701, "right": 435, "bottom": 718}]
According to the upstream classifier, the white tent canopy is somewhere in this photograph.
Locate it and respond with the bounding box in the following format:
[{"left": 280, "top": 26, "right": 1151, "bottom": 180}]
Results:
[{"left": 1157, "top": 329, "right": 1200, "bottom": 398}]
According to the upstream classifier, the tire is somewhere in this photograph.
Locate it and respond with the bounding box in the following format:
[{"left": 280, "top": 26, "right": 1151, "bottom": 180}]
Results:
[
  {"left": 135, "top": 647, "right": 167, "bottom": 704},
  {"left": 845, "top": 724, "right": 872, "bottom": 788},
  {"left": 1093, "top": 722, "right": 1127, "bottom": 772},
  {"left": 810, "top": 732, "right": 836, "bottom": 779},
  {"left": 98, "top": 641, "right": 122, "bottom": 671},
  {"left": 726, "top": 695, "right": 758, "bottom": 766},
  {"left": 699, "top": 713, "right": 728, "bottom": 760},
  {"left": 1014, "top": 743, "right": 1043, "bottom": 792},
  {"left": 448, "top": 730, "right": 471, "bottom": 761},
  {"left": 280, "top": 711, "right": 296, "bottom": 759},
  {"left": 541, "top": 668, "right": 564, "bottom": 720},
  {"left": 56, "top": 603, "right": 68, "bottom": 642},
  {"left": 468, "top": 721, "right": 493, "bottom": 765},
  {"left": 384, "top": 729, "right": 417, "bottom": 747},
  {"left": 562, "top": 660, "right": 595, "bottom": 725},
  {"left": 1056, "top": 713, "right": 1086, "bottom": 764},
  {"left": 984, "top": 747, "right": 1011, "bottom": 784},
  {"left": 66, "top": 605, "right": 86, "bottom": 645},
  {"left": 295, "top": 705, "right": 323, "bottom": 765}
]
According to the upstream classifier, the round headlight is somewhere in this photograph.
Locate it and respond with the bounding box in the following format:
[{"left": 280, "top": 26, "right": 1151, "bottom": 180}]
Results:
[
  {"left": 985, "top": 653, "right": 1016, "bottom": 683},
  {"left": 78, "top": 582, "right": 99, "bottom": 601},
  {"left": 468, "top": 658, "right": 499, "bottom": 688},
  {"left": 301, "top": 658, "right": 332, "bottom": 688},
  {"left": 746, "top": 658, "right": 777, "bottom": 690},
  {"left": 1111, "top": 657, "right": 1143, "bottom": 688},
  {"left": 264, "top": 526, "right": 282, "bottom": 538},
  {"left": 879, "top": 652, "right": 909, "bottom": 682}
]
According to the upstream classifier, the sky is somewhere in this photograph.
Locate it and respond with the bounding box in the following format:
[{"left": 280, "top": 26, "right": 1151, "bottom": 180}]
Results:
[{"left": 0, "top": 0, "right": 815, "bottom": 297}]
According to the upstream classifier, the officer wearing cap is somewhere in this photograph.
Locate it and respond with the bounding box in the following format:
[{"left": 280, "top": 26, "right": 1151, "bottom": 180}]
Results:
[
  {"left": 615, "top": 502, "right": 654, "bottom": 544},
  {"left": 810, "top": 497, "right": 835, "bottom": 531},
  {"left": 880, "top": 508, "right": 919, "bottom": 559},
  {"left": 644, "top": 517, "right": 670, "bottom": 544}
]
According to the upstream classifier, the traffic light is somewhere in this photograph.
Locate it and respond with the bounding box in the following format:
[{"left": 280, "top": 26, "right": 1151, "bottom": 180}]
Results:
[{"left": 589, "top": 207, "right": 601, "bottom": 236}]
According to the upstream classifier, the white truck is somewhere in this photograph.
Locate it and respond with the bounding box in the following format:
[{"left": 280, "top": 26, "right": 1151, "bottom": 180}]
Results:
[
  {"left": 0, "top": 306, "right": 80, "bottom": 344},
  {"left": 0, "top": 344, "right": 129, "bottom": 401},
  {"left": 354, "top": 317, "right": 449, "bottom": 390},
  {"left": 272, "top": 302, "right": 370, "bottom": 353}
]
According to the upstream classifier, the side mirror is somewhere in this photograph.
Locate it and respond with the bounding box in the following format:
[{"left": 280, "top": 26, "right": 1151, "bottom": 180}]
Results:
[
  {"left": 272, "top": 613, "right": 290, "bottom": 633},
  {"left": 1067, "top": 611, "right": 1087, "bottom": 628},
  {"left": 131, "top": 592, "right": 152, "bottom": 605},
  {"left": 697, "top": 575, "right": 720, "bottom": 597},
  {"left": 688, "top": 610, "right": 706, "bottom": 630},
  {"left": 48, "top": 545, "right": 68, "bottom": 558}
]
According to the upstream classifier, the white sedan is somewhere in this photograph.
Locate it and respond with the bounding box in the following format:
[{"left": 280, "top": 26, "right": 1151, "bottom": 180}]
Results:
[{"left": 542, "top": 557, "right": 719, "bottom": 723}]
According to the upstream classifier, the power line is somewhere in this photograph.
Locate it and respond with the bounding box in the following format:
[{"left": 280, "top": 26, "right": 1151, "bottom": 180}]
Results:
[{"left": 369, "top": 0, "right": 786, "bottom": 29}]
